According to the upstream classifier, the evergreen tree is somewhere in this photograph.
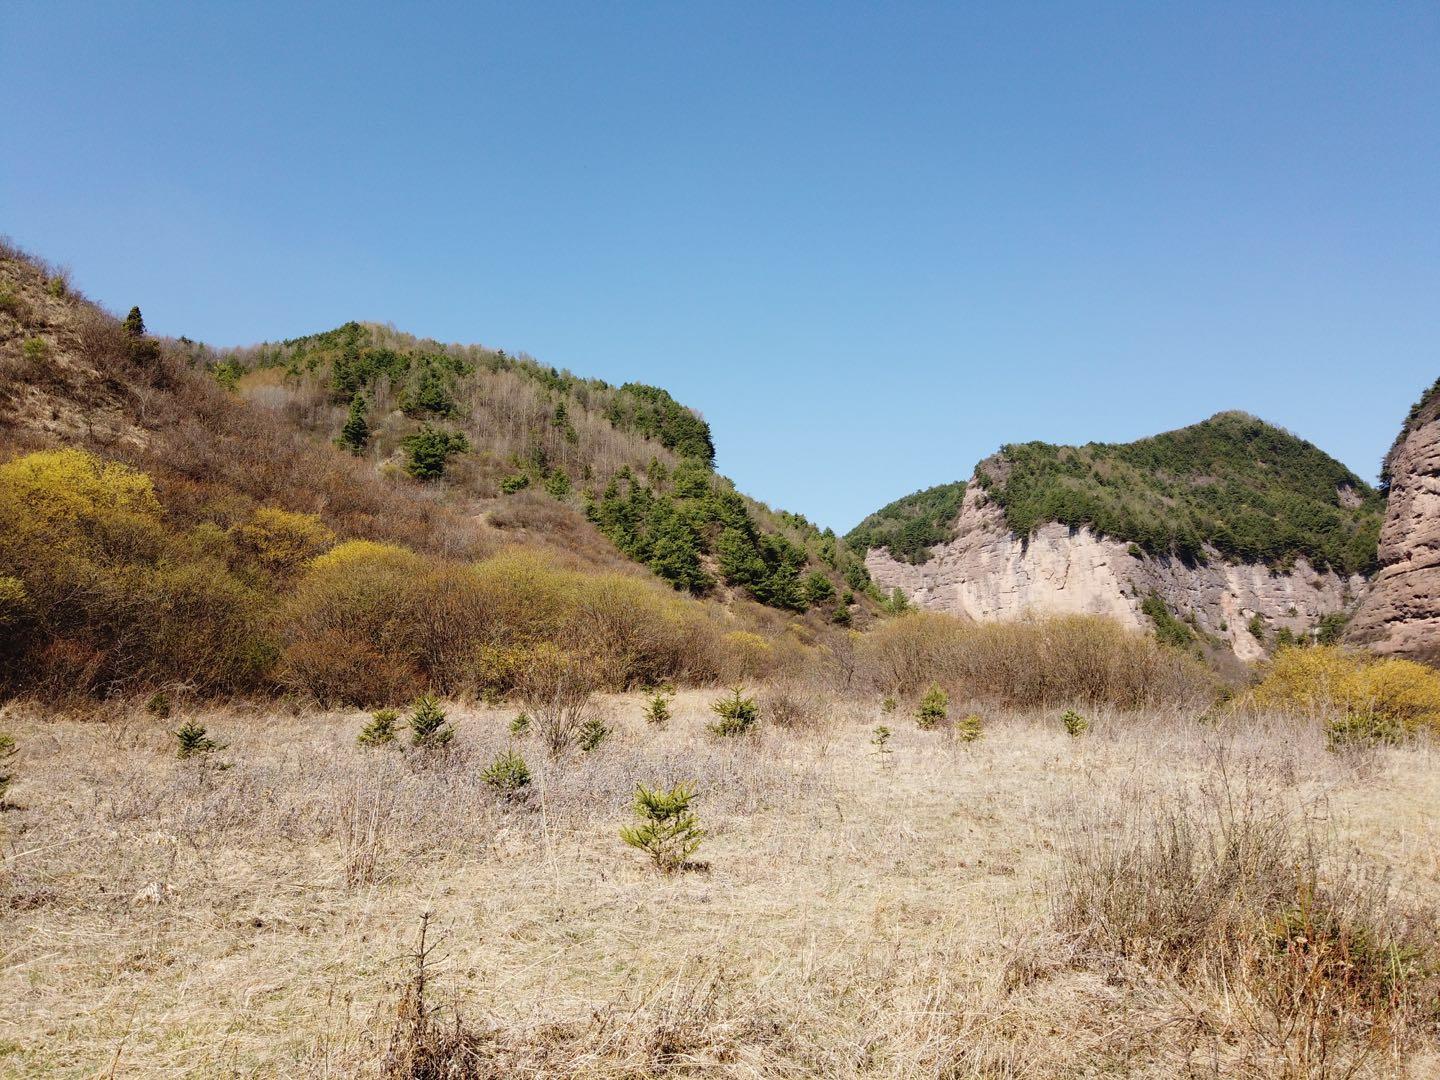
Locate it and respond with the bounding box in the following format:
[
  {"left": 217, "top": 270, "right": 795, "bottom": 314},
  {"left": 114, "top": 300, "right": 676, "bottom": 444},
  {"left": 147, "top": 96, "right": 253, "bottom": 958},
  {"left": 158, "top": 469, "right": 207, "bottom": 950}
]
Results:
[
  {"left": 646, "top": 502, "right": 712, "bottom": 592},
  {"left": 123, "top": 306, "right": 146, "bottom": 338},
  {"left": 338, "top": 394, "right": 370, "bottom": 454},
  {"left": 401, "top": 427, "right": 469, "bottom": 480},
  {"left": 803, "top": 570, "right": 836, "bottom": 607}
]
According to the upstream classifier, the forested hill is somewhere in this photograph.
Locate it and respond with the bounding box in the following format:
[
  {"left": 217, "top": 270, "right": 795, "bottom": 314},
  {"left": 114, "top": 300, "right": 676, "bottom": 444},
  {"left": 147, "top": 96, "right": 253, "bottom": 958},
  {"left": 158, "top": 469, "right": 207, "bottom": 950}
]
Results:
[
  {"left": 848, "top": 412, "right": 1384, "bottom": 576},
  {"left": 190, "top": 320, "right": 870, "bottom": 616}
]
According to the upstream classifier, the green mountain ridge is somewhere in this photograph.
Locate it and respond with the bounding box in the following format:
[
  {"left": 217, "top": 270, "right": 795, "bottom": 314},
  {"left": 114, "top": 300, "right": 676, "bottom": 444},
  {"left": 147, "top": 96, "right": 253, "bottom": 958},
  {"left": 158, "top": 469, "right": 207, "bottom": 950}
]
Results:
[
  {"left": 196, "top": 319, "right": 870, "bottom": 613},
  {"left": 847, "top": 411, "right": 1385, "bottom": 577}
]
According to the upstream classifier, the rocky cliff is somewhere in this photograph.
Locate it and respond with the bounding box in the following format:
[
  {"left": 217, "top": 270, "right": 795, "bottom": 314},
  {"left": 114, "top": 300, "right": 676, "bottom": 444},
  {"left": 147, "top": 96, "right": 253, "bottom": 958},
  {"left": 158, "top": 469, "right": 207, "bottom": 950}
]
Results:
[
  {"left": 852, "top": 414, "right": 1382, "bottom": 661},
  {"left": 1348, "top": 381, "right": 1440, "bottom": 659},
  {"left": 864, "top": 479, "right": 1363, "bottom": 662}
]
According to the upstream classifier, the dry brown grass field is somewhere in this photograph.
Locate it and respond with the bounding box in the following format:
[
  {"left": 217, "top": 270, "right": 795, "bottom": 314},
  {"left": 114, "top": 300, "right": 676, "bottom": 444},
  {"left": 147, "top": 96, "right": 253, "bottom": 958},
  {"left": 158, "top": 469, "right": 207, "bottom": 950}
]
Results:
[{"left": 1, "top": 691, "right": 1437, "bottom": 1079}]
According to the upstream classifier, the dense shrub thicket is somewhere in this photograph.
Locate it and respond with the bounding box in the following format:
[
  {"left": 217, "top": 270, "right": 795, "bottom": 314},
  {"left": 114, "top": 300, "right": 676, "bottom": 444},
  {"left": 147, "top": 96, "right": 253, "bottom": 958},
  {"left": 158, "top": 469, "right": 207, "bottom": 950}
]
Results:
[
  {"left": 1246, "top": 645, "right": 1440, "bottom": 733},
  {"left": 854, "top": 610, "right": 1218, "bottom": 710},
  {"left": 849, "top": 412, "right": 1384, "bottom": 575},
  {"left": 0, "top": 448, "right": 732, "bottom": 703}
]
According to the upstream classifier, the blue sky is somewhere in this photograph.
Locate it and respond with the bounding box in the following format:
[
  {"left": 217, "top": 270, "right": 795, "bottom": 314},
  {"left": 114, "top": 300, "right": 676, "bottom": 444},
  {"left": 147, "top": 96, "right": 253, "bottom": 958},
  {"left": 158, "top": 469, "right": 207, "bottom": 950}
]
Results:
[{"left": 3, "top": 2, "right": 1436, "bottom": 531}]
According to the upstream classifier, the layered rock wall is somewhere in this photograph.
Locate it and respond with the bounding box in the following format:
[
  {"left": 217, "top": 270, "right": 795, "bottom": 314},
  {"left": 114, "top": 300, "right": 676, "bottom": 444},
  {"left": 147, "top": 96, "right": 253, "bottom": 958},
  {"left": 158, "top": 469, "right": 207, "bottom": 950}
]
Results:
[
  {"left": 865, "top": 481, "right": 1364, "bottom": 662},
  {"left": 1347, "top": 408, "right": 1440, "bottom": 658}
]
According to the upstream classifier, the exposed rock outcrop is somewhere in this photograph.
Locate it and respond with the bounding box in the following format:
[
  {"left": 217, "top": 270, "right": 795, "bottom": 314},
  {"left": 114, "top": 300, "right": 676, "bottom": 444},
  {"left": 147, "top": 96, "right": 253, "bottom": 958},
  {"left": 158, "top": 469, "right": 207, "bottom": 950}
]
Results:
[
  {"left": 865, "top": 480, "right": 1364, "bottom": 662},
  {"left": 1348, "top": 385, "right": 1440, "bottom": 659}
]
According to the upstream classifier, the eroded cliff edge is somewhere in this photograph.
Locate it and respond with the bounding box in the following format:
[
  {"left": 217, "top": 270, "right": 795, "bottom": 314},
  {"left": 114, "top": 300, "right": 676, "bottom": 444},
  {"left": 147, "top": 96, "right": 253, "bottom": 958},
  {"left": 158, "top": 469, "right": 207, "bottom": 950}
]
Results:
[
  {"left": 864, "top": 480, "right": 1363, "bottom": 662},
  {"left": 1348, "top": 384, "right": 1440, "bottom": 659}
]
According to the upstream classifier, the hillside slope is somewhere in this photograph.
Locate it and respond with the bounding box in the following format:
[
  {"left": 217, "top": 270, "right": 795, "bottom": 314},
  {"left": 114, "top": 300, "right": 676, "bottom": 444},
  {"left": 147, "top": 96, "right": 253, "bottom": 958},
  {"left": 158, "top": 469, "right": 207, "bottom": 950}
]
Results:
[
  {"left": 0, "top": 241, "right": 866, "bottom": 617},
  {"left": 1348, "top": 377, "right": 1440, "bottom": 659},
  {"left": 849, "top": 414, "right": 1381, "bottom": 661},
  {"left": 200, "top": 319, "right": 869, "bottom": 614},
  {"left": 0, "top": 239, "right": 867, "bottom": 701}
]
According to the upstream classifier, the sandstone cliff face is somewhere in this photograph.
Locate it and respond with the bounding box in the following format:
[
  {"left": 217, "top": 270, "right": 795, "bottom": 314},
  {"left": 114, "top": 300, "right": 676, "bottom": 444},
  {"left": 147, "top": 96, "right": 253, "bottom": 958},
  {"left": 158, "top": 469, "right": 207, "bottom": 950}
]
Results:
[
  {"left": 865, "top": 481, "right": 1364, "bottom": 662},
  {"left": 1348, "top": 403, "right": 1440, "bottom": 658}
]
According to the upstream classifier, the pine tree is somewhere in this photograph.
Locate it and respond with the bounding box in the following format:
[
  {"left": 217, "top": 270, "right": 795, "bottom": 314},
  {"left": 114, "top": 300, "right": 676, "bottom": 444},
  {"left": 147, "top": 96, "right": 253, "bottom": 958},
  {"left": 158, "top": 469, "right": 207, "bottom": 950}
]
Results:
[
  {"left": 645, "top": 502, "right": 712, "bottom": 592},
  {"left": 408, "top": 695, "right": 455, "bottom": 750},
  {"left": 358, "top": 708, "right": 399, "bottom": 747},
  {"left": 123, "top": 306, "right": 146, "bottom": 338},
  {"left": 175, "top": 720, "right": 225, "bottom": 759},
  {"left": 803, "top": 570, "right": 836, "bottom": 607},
  {"left": 916, "top": 684, "right": 948, "bottom": 730},
  {"left": 338, "top": 394, "right": 371, "bottom": 454},
  {"left": 620, "top": 782, "right": 704, "bottom": 873}
]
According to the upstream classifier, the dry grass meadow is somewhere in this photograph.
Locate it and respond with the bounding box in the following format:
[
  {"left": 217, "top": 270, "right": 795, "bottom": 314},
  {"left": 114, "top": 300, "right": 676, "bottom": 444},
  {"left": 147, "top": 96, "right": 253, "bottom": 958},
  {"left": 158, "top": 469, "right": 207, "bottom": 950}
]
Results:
[{"left": 1, "top": 691, "right": 1438, "bottom": 1079}]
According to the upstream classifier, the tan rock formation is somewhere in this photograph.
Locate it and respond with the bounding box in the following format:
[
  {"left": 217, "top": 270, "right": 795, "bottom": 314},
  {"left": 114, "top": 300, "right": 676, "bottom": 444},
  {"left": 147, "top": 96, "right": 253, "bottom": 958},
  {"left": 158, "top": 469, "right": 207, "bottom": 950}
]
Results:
[
  {"left": 865, "top": 481, "right": 1364, "bottom": 662},
  {"left": 1348, "top": 398, "right": 1440, "bottom": 658}
]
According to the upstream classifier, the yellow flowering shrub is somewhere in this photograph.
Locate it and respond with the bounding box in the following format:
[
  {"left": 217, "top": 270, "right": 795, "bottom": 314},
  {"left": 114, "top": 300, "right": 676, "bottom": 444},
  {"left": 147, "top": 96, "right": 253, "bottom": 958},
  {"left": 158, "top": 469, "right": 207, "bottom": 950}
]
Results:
[{"left": 1250, "top": 646, "right": 1440, "bottom": 732}]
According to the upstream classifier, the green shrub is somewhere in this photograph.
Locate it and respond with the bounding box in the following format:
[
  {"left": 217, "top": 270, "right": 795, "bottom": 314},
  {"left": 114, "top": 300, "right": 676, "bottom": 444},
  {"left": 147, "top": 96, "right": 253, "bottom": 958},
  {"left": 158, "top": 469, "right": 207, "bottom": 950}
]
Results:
[
  {"left": 408, "top": 695, "right": 455, "bottom": 750},
  {"left": 543, "top": 472, "right": 571, "bottom": 499},
  {"left": 46, "top": 275, "right": 67, "bottom": 298},
  {"left": 145, "top": 691, "right": 172, "bottom": 719},
  {"left": 871, "top": 724, "right": 892, "bottom": 761},
  {"left": 1314, "top": 612, "right": 1349, "bottom": 646},
  {"left": 1062, "top": 709, "right": 1090, "bottom": 737},
  {"left": 880, "top": 695, "right": 897, "bottom": 715},
  {"left": 175, "top": 720, "right": 225, "bottom": 760},
  {"left": 358, "top": 708, "right": 400, "bottom": 747},
  {"left": 0, "top": 287, "right": 23, "bottom": 318},
  {"left": 954, "top": 713, "right": 983, "bottom": 742},
  {"left": 578, "top": 716, "right": 610, "bottom": 752},
  {"left": 401, "top": 427, "right": 469, "bottom": 480},
  {"left": 1248, "top": 614, "right": 1267, "bottom": 642},
  {"left": 643, "top": 690, "right": 672, "bottom": 726},
  {"left": 883, "top": 588, "right": 912, "bottom": 615},
  {"left": 399, "top": 363, "right": 459, "bottom": 418},
  {"left": 21, "top": 337, "right": 47, "bottom": 363},
  {"left": 0, "top": 733, "right": 15, "bottom": 805},
  {"left": 500, "top": 473, "right": 530, "bottom": 494},
  {"left": 337, "top": 394, "right": 370, "bottom": 454},
  {"left": 709, "top": 686, "right": 758, "bottom": 737},
  {"left": 509, "top": 712, "right": 531, "bottom": 737},
  {"left": 803, "top": 570, "right": 835, "bottom": 607},
  {"left": 620, "top": 782, "right": 704, "bottom": 873},
  {"left": 916, "top": 683, "right": 948, "bottom": 729},
  {"left": 212, "top": 357, "right": 245, "bottom": 391},
  {"left": 481, "top": 749, "right": 531, "bottom": 797},
  {"left": 1141, "top": 592, "right": 1195, "bottom": 649},
  {"left": 1325, "top": 712, "right": 1406, "bottom": 753}
]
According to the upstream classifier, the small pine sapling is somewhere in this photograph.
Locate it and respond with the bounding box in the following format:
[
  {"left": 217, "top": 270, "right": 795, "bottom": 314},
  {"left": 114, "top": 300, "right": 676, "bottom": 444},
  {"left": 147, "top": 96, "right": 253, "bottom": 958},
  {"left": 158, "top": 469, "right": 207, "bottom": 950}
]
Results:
[
  {"left": 358, "top": 708, "right": 400, "bottom": 747},
  {"left": 481, "top": 749, "right": 532, "bottom": 797},
  {"left": 880, "top": 696, "right": 898, "bottom": 715},
  {"left": 1061, "top": 709, "right": 1089, "bottom": 738},
  {"left": 954, "top": 713, "right": 984, "bottom": 743},
  {"left": 509, "top": 712, "right": 531, "bottom": 737},
  {"left": 620, "top": 782, "right": 704, "bottom": 873},
  {"left": 870, "top": 725, "right": 893, "bottom": 765},
  {"left": 709, "top": 686, "right": 758, "bottom": 737},
  {"left": 145, "top": 691, "right": 172, "bottom": 719},
  {"left": 408, "top": 695, "right": 455, "bottom": 750},
  {"left": 643, "top": 689, "right": 673, "bottom": 727},
  {"left": 175, "top": 720, "right": 226, "bottom": 763},
  {"left": 578, "top": 716, "right": 610, "bottom": 752},
  {"left": 916, "top": 684, "right": 948, "bottom": 730}
]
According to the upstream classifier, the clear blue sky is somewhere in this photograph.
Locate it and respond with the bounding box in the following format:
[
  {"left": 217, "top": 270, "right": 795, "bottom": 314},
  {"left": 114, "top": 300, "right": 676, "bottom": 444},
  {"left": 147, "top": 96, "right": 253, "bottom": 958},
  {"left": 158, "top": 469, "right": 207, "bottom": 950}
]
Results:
[{"left": 3, "top": 3, "right": 1437, "bottom": 531}]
